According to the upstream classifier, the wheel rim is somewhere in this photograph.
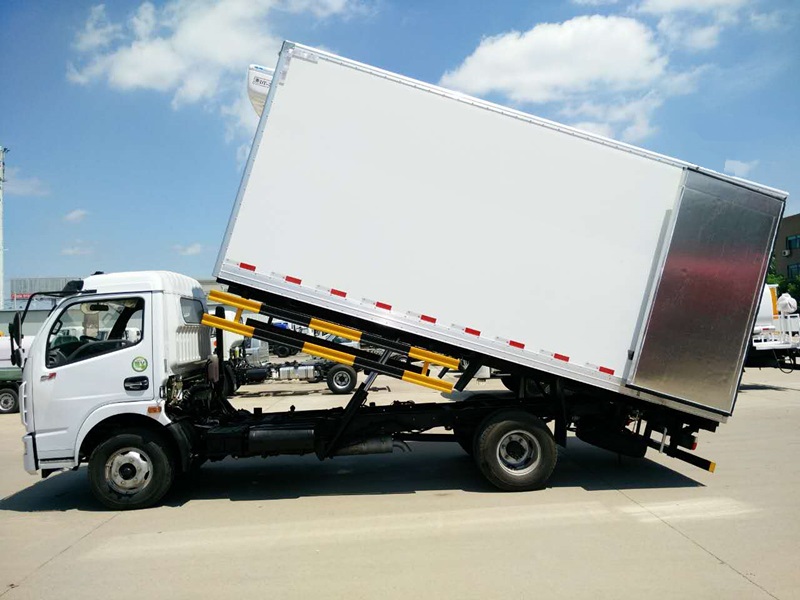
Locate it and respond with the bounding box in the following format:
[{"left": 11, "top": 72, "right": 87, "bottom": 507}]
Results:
[
  {"left": 333, "top": 370, "right": 351, "bottom": 389},
  {"left": 105, "top": 447, "right": 153, "bottom": 495},
  {"left": 496, "top": 429, "right": 541, "bottom": 476},
  {"left": 0, "top": 392, "right": 15, "bottom": 411}
]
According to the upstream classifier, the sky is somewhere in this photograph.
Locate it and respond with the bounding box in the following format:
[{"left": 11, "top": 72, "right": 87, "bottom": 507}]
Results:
[{"left": 1, "top": 0, "right": 798, "bottom": 290}]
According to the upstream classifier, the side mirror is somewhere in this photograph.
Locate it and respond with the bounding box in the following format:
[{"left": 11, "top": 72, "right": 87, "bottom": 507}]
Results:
[{"left": 8, "top": 313, "right": 22, "bottom": 367}]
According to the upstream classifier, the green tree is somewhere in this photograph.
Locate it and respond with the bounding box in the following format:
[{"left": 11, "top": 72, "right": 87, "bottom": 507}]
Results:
[{"left": 766, "top": 253, "right": 800, "bottom": 300}]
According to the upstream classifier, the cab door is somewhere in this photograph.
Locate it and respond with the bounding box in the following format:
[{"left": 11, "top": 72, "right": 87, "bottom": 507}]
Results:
[{"left": 30, "top": 294, "right": 154, "bottom": 460}]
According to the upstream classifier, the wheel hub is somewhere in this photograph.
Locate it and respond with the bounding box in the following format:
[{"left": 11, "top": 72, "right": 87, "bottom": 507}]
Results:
[
  {"left": 333, "top": 371, "right": 350, "bottom": 387},
  {"left": 0, "top": 392, "right": 14, "bottom": 411},
  {"left": 497, "top": 430, "right": 541, "bottom": 476},
  {"left": 105, "top": 448, "right": 152, "bottom": 495}
]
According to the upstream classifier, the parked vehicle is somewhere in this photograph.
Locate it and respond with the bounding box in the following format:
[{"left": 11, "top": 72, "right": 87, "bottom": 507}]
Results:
[
  {"left": 14, "top": 42, "right": 787, "bottom": 509},
  {"left": 228, "top": 339, "right": 358, "bottom": 394},
  {"left": 746, "top": 285, "right": 799, "bottom": 369},
  {"left": 0, "top": 336, "right": 33, "bottom": 414}
]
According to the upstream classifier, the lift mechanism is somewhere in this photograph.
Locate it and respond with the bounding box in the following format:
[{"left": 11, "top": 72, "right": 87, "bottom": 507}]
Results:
[{"left": 202, "top": 290, "right": 459, "bottom": 393}]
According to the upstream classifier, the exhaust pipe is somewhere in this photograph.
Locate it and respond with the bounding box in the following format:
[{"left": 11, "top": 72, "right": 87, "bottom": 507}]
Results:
[{"left": 334, "top": 436, "right": 399, "bottom": 456}]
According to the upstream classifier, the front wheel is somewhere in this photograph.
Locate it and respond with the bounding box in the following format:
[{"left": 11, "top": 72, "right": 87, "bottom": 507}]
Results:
[
  {"left": 88, "top": 429, "right": 175, "bottom": 510},
  {"left": 0, "top": 388, "right": 19, "bottom": 414},
  {"left": 326, "top": 364, "right": 357, "bottom": 394},
  {"left": 474, "top": 411, "right": 557, "bottom": 491}
]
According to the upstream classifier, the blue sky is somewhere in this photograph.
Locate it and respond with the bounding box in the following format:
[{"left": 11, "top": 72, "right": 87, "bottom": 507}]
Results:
[{"left": 1, "top": 0, "right": 798, "bottom": 290}]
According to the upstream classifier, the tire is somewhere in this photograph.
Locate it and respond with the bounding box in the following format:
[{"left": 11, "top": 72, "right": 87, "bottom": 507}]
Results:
[
  {"left": 275, "top": 345, "right": 291, "bottom": 358},
  {"left": 0, "top": 388, "right": 19, "bottom": 414},
  {"left": 88, "top": 429, "right": 175, "bottom": 510},
  {"left": 326, "top": 364, "right": 357, "bottom": 394},
  {"left": 474, "top": 411, "right": 557, "bottom": 491}
]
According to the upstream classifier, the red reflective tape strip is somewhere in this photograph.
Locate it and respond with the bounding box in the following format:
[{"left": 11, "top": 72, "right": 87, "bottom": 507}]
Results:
[
  {"left": 465, "top": 327, "right": 481, "bottom": 336},
  {"left": 421, "top": 314, "right": 437, "bottom": 324},
  {"left": 599, "top": 366, "right": 615, "bottom": 375},
  {"left": 331, "top": 288, "right": 347, "bottom": 298},
  {"left": 376, "top": 302, "right": 392, "bottom": 311},
  {"left": 554, "top": 353, "right": 570, "bottom": 362},
  {"left": 285, "top": 276, "right": 302, "bottom": 285},
  {"left": 509, "top": 340, "right": 525, "bottom": 349},
  {"left": 240, "top": 262, "right": 256, "bottom": 271}
]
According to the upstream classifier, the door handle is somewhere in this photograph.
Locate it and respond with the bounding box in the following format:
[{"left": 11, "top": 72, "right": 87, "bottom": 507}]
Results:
[{"left": 124, "top": 376, "right": 149, "bottom": 391}]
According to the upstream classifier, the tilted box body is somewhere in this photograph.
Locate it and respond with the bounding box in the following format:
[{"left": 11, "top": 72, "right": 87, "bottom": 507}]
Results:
[{"left": 217, "top": 42, "right": 786, "bottom": 420}]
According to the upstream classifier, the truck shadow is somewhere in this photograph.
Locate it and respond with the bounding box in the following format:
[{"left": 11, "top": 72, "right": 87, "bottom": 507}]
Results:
[
  {"left": 738, "top": 383, "right": 795, "bottom": 393},
  {"left": 0, "top": 441, "right": 701, "bottom": 513}
]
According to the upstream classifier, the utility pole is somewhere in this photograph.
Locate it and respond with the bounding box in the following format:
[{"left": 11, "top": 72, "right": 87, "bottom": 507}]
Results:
[{"left": 0, "top": 146, "right": 6, "bottom": 311}]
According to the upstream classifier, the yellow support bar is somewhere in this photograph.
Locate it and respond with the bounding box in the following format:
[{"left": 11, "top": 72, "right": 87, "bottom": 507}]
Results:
[
  {"left": 208, "top": 289, "right": 262, "bottom": 313},
  {"left": 408, "top": 347, "right": 460, "bottom": 370},
  {"left": 708, "top": 462, "right": 716, "bottom": 473},
  {"left": 302, "top": 342, "right": 356, "bottom": 366},
  {"left": 201, "top": 314, "right": 255, "bottom": 338},
  {"left": 402, "top": 371, "right": 454, "bottom": 394},
  {"left": 308, "top": 318, "right": 362, "bottom": 342}
]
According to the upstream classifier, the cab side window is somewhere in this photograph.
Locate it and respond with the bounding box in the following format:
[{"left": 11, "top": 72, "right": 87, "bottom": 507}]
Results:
[{"left": 46, "top": 298, "right": 145, "bottom": 368}]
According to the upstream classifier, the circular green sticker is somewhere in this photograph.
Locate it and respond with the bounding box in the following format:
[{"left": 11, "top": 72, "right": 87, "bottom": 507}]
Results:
[{"left": 132, "top": 357, "right": 148, "bottom": 372}]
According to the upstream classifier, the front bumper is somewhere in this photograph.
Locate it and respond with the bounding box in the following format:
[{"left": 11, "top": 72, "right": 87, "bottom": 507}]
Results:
[{"left": 22, "top": 434, "right": 37, "bottom": 474}]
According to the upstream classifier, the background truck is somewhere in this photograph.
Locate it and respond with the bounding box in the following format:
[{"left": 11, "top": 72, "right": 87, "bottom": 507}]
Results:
[
  {"left": 746, "top": 285, "right": 799, "bottom": 369},
  {"left": 0, "top": 336, "right": 34, "bottom": 414},
  {"left": 212, "top": 309, "right": 359, "bottom": 394},
  {"left": 13, "top": 42, "right": 787, "bottom": 510}
]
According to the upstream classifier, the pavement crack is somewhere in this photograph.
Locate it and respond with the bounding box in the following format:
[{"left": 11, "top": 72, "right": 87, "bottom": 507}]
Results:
[
  {"left": 1, "top": 513, "right": 120, "bottom": 597},
  {"left": 616, "top": 489, "right": 781, "bottom": 600}
]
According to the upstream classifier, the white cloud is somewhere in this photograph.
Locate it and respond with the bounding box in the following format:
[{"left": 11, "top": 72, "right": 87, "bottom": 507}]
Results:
[
  {"left": 639, "top": 0, "right": 769, "bottom": 51},
  {"left": 175, "top": 243, "right": 203, "bottom": 256},
  {"left": 749, "top": 11, "right": 784, "bottom": 32},
  {"left": 74, "top": 4, "right": 122, "bottom": 52},
  {"left": 62, "top": 241, "right": 93, "bottom": 256},
  {"left": 68, "top": 0, "right": 364, "bottom": 148},
  {"left": 658, "top": 16, "right": 721, "bottom": 50},
  {"left": 638, "top": 0, "right": 747, "bottom": 15},
  {"left": 438, "top": 16, "right": 706, "bottom": 142},
  {"left": 724, "top": 159, "right": 758, "bottom": 178},
  {"left": 440, "top": 16, "right": 667, "bottom": 105},
  {"left": 3, "top": 167, "right": 50, "bottom": 197},
  {"left": 221, "top": 90, "right": 260, "bottom": 142},
  {"left": 131, "top": 2, "right": 157, "bottom": 39},
  {"left": 562, "top": 94, "right": 666, "bottom": 143},
  {"left": 64, "top": 209, "right": 89, "bottom": 223}
]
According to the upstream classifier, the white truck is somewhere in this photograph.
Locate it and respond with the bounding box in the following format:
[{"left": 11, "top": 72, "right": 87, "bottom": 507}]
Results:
[
  {"left": 747, "top": 285, "right": 799, "bottom": 369},
  {"left": 14, "top": 42, "right": 787, "bottom": 509}
]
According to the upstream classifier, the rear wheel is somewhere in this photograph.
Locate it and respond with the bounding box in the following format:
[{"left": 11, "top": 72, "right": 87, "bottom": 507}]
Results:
[
  {"left": 0, "top": 388, "right": 19, "bottom": 414},
  {"left": 474, "top": 411, "right": 556, "bottom": 491},
  {"left": 326, "top": 364, "right": 357, "bottom": 394},
  {"left": 88, "top": 429, "right": 174, "bottom": 510}
]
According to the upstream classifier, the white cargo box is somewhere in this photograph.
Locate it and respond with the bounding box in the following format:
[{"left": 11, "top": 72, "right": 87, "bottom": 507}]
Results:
[{"left": 216, "top": 42, "right": 786, "bottom": 420}]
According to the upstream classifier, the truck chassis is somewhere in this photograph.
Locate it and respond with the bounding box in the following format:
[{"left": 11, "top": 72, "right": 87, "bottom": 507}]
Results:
[{"left": 76, "top": 286, "right": 719, "bottom": 509}]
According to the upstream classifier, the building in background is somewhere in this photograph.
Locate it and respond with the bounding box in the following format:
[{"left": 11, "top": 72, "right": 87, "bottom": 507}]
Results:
[
  {"left": 9, "top": 277, "right": 78, "bottom": 310},
  {"left": 774, "top": 213, "right": 800, "bottom": 280}
]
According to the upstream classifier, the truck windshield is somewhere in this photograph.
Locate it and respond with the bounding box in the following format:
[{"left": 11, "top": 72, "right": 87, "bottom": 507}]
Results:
[{"left": 45, "top": 297, "right": 144, "bottom": 368}]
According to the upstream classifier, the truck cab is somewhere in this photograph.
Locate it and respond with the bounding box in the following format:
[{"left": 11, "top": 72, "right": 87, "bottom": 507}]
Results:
[{"left": 20, "top": 272, "right": 210, "bottom": 490}]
